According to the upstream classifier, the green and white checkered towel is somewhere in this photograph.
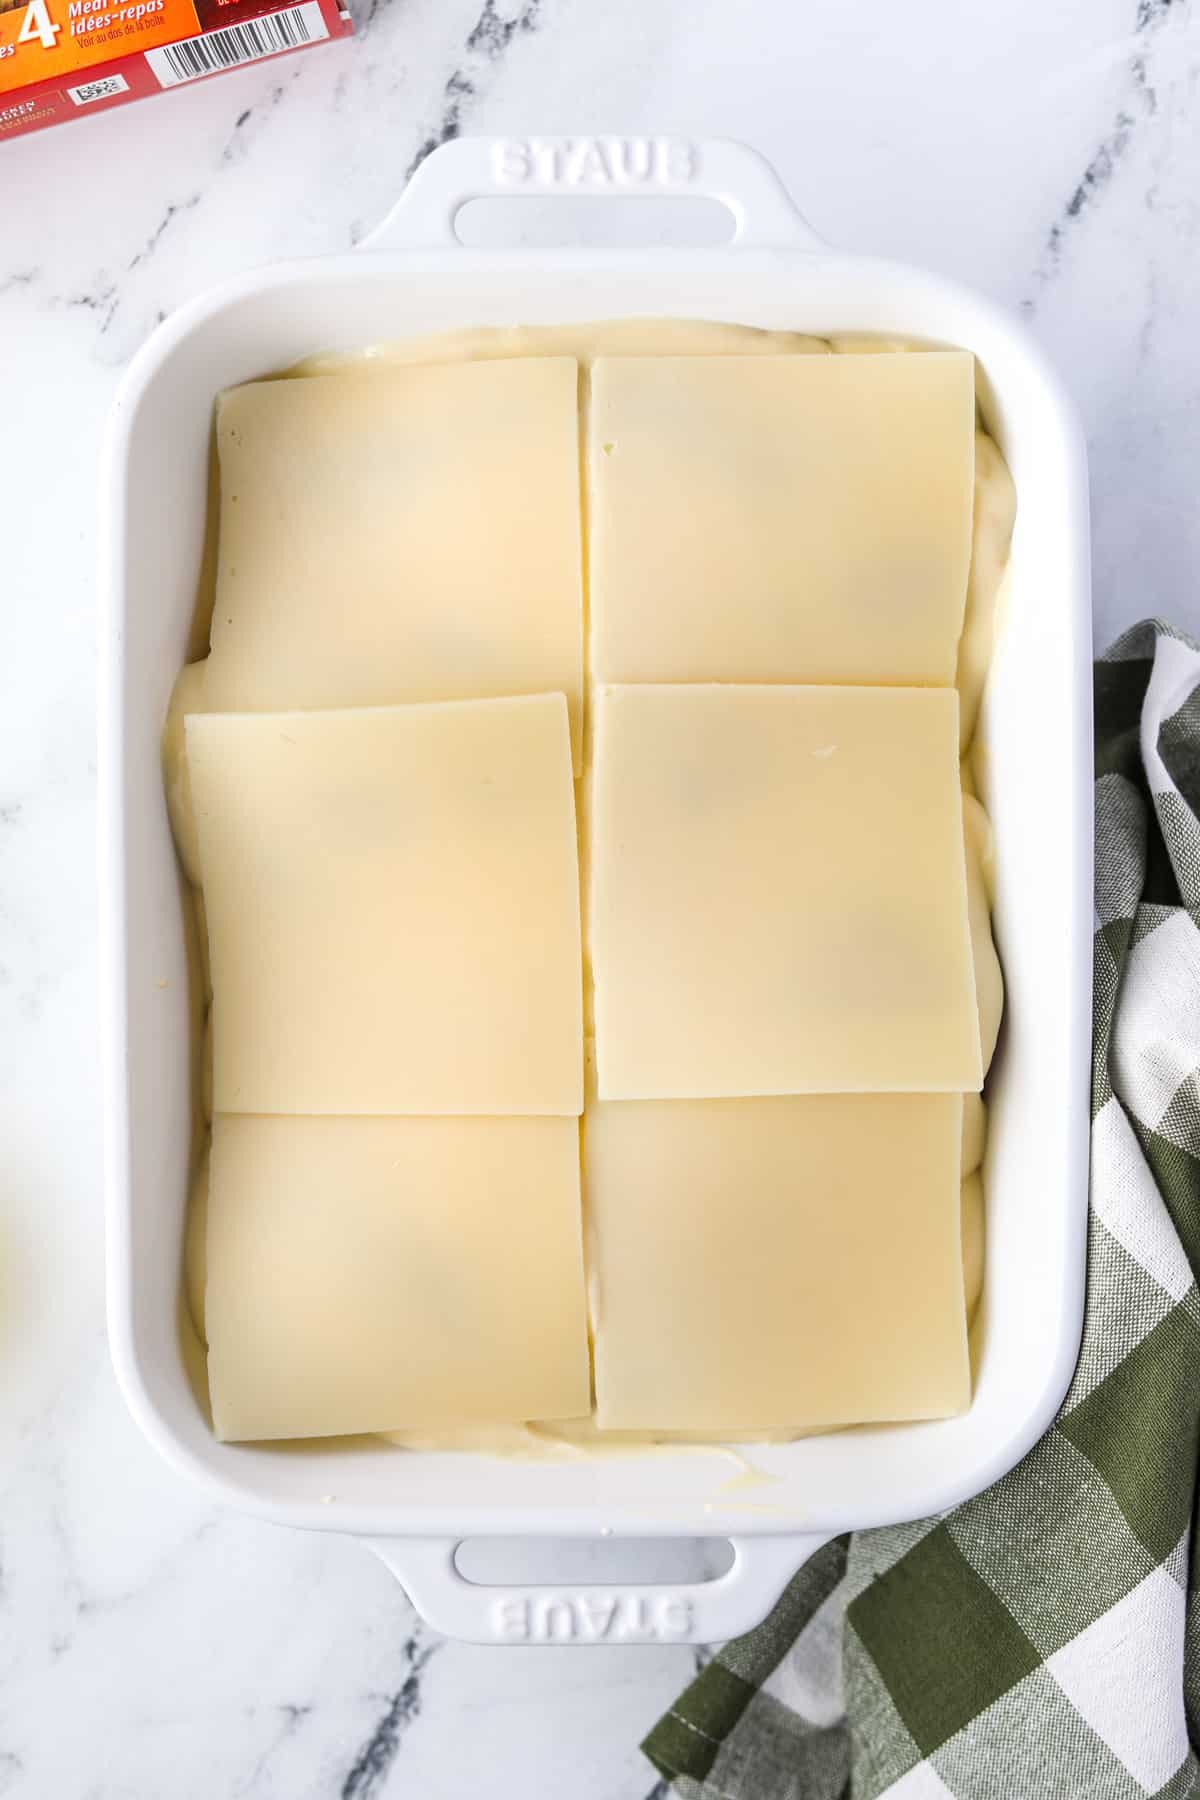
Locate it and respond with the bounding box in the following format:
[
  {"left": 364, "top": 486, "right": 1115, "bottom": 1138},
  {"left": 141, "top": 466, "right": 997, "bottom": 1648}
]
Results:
[{"left": 644, "top": 619, "right": 1200, "bottom": 1800}]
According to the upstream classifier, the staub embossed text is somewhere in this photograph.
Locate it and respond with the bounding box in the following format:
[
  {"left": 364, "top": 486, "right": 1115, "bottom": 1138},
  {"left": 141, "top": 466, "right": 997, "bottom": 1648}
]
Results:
[
  {"left": 491, "top": 1590, "right": 694, "bottom": 1642},
  {"left": 492, "top": 135, "right": 698, "bottom": 188}
]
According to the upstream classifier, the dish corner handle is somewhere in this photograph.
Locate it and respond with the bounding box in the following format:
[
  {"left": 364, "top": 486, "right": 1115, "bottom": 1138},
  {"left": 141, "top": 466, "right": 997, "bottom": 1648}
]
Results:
[
  {"left": 365, "top": 1532, "right": 830, "bottom": 1645},
  {"left": 358, "top": 135, "right": 825, "bottom": 254}
]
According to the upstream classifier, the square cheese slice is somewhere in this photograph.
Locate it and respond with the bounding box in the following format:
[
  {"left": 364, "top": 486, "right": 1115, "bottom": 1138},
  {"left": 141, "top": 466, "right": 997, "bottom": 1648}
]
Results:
[
  {"left": 589, "top": 351, "right": 975, "bottom": 687},
  {"left": 590, "top": 684, "right": 981, "bottom": 1099},
  {"left": 187, "top": 693, "right": 583, "bottom": 1116},
  {"left": 207, "top": 1113, "right": 590, "bottom": 1441},
  {"left": 210, "top": 358, "right": 585, "bottom": 768},
  {"left": 586, "top": 1090, "right": 968, "bottom": 1432}
]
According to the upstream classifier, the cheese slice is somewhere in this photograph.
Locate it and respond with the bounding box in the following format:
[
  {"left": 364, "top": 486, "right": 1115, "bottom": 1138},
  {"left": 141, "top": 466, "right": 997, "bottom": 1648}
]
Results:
[
  {"left": 586, "top": 1089, "right": 968, "bottom": 1431},
  {"left": 590, "top": 684, "right": 981, "bottom": 1098},
  {"left": 210, "top": 358, "right": 585, "bottom": 768},
  {"left": 589, "top": 351, "right": 975, "bottom": 687},
  {"left": 207, "top": 1113, "right": 590, "bottom": 1441},
  {"left": 186, "top": 694, "right": 583, "bottom": 1116}
]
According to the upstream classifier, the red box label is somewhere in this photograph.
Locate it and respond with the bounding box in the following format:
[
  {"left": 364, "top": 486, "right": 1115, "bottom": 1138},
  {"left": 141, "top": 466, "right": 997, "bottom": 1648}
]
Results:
[{"left": 0, "top": 0, "right": 349, "bottom": 135}]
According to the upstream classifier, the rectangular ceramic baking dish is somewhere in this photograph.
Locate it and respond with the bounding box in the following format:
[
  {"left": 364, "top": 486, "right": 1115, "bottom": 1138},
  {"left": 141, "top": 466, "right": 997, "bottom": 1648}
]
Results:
[{"left": 101, "top": 136, "right": 1092, "bottom": 1645}]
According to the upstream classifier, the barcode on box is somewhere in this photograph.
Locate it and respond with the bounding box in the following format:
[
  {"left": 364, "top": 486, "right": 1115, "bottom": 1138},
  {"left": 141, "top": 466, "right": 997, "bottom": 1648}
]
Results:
[
  {"left": 145, "top": 0, "right": 326, "bottom": 86},
  {"left": 67, "top": 73, "right": 131, "bottom": 105}
]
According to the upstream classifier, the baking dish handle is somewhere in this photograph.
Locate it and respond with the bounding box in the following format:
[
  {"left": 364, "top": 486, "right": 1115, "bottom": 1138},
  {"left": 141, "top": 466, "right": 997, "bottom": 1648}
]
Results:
[
  {"left": 360, "top": 135, "right": 825, "bottom": 253},
  {"left": 366, "top": 1532, "right": 830, "bottom": 1645}
]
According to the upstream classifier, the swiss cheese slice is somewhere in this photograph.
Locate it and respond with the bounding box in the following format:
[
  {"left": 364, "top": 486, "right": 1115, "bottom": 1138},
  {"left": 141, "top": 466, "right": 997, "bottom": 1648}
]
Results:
[
  {"left": 186, "top": 694, "right": 583, "bottom": 1117},
  {"left": 207, "top": 1113, "right": 590, "bottom": 1441},
  {"left": 590, "top": 684, "right": 982, "bottom": 1099},
  {"left": 589, "top": 351, "right": 975, "bottom": 686},
  {"left": 210, "top": 358, "right": 585, "bottom": 768},
  {"left": 586, "top": 1089, "right": 968, "bottom": 1431}
]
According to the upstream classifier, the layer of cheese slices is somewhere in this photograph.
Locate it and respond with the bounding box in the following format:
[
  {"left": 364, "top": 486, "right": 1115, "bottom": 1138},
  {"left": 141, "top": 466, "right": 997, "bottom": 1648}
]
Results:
[{"left": 170, "top": 328, "right": 1005, "bottom": 1445}]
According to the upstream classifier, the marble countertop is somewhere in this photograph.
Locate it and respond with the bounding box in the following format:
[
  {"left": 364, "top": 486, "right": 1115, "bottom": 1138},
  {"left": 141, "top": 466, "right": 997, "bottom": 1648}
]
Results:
[{"left": 2, "top": 1, "right": 1200, "bottom": 1794}]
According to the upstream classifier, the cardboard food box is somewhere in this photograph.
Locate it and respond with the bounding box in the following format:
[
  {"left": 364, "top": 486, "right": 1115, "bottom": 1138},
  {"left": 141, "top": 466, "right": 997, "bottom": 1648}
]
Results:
[{"left": 0, "top": 0, "right": 351, "bottom": 139}]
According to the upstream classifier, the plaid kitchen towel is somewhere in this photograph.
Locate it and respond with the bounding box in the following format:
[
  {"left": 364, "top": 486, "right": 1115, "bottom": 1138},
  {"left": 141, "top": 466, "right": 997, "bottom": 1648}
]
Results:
[{"left": 645, "top": 619, "right": 1200, "bottom": 1800}]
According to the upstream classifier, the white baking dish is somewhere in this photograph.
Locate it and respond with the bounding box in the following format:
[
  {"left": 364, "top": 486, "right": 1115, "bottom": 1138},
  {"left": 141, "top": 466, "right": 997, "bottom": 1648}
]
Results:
[{"left": 100, "top": 136, "right": 1092, "bottom": 1645}]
